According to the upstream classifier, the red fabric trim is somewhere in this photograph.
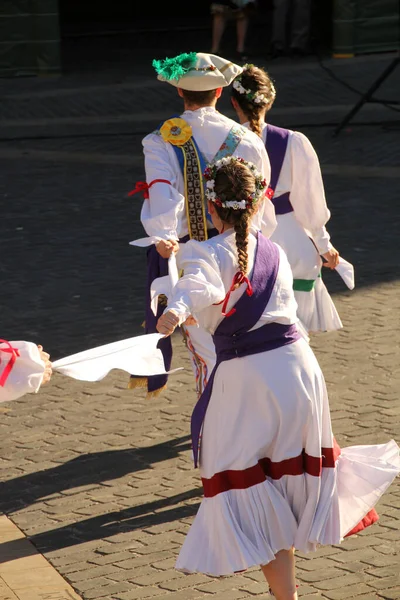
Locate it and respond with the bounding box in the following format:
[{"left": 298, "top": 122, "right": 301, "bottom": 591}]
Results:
[
  {"left": 202, "top": 446, "right": 340, "bottom": 498},
  {"left": 345, "top": 509, "right": 379, "bottom": 537},
  {"left": 128, "top": 179, "right": 171, "bottom": 199}
]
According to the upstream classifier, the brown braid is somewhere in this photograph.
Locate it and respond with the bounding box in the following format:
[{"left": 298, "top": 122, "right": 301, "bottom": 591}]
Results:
[
  {"left": 231, "top": 64, "right": 276, "bottom": 138},
  {"left": 234, "top": 213, "right": 251, "bottom": 276},
  {"left": 212, "top": 161, "right": 259, "bottom": 282}
]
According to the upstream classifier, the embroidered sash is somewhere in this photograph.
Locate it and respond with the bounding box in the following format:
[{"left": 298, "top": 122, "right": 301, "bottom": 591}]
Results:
[{"left": 170, "top": 121, "right": 247, "bottom": 241}]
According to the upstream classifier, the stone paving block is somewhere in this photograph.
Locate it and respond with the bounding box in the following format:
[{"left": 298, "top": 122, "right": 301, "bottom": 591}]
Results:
[
  {"left": 75, "top": 576, "right": 114, "bottom": 592},
  {"left": 238, "top": 580, "right": 270, "bottom": 595},
  {"left": 367, "top": 575, "right": 400, "bottom": 590},
  {"left": 156, "top": 590, "right": 204, "bottom": 600},
  {"left": 207, "top": 589, "right": 250, "bottom": 599},
  {"left": 70, "top": 564, "right": 124, "bottom": 582},
  {"left": 129, "top": 569, "right": 184, "bottom": 586},
  {"left": 117, "top": 586, "right": 169, "bottom": 599},
  {"left": 197, "top": 576, "right": 254, "bottom": 594},
  {"left": 158, "top": 573, "right": 212, "bottom": 591},
  {"left": 321, "top": 584, "right": 377, "bottom": 599},
  {"left": 297, "top": 567, "right": 345, "bottom": 583},
  {"left": 377, "top": 588, "right": 400, "bottom": 600},
  {"left": 317, "top": 572, "right": 374, "bottom": 590},
  {"left": 114, "top": 554, "right": 173, "bottom": 570},
  {"left": 296, "top": 557, "right": 339, "bottom": 571},
  {"left": 367, "top": 566, "right": 400, "bottom": 579},
  {"left": 82, "top": 582, "right": 134, "bottom": 598}
]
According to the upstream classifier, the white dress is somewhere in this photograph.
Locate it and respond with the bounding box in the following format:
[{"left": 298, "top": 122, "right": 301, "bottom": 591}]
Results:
[
  {"left": 139, "top": 107, "right": 276, "bottom": 395},
  {"left": 166, "top": 231, "right": 400, "bottom": 577},
  {"left": 255, "top": 122, "right": 343, "bottom": 333}
]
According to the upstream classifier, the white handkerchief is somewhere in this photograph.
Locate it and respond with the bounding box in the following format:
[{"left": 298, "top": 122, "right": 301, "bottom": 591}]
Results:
[
  {"left": 150, "top": 276, "right": 171, "bottom": 316},
  {"left": 335, "top": 257, "right": 355, "bottom": 290},
  {"left": 168, "top": 253, "right": 179, "bottom": 288},
  {"left": 149, "top": 253, "right": 180, "bottom": 315},
  {"left": 53, "top": 333, "right": 183, "bottom": 382}
]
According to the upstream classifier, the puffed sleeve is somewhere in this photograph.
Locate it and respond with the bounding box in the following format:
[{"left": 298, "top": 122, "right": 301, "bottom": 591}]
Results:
[
  {"left": 289, "top": 131, "right": 332, "bottom": 254},
  {"left": 0, "top": 341, "right": 45, "bottom": 403},
  {"left": 166, "top": 241, "right": 226, "bottom": 324},
  {"left": 250, "top": 135, "right": 277, "bottom": 239},
  {"left": 140, "top": 133, "right": 185, "bottom": 240}
]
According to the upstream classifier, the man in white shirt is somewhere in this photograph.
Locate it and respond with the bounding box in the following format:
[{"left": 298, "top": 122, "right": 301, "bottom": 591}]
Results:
[{"left": 129, "top": 52, "right": 275, "bottom": 399}]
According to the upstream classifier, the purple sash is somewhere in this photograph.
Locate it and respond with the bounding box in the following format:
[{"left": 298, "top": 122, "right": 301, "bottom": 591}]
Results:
[
  {"left": 265, "top": 124, "right": 294, "bottom": 215},
  {"left": 191, "top": 232, "right": 300, "bottom": 467}
]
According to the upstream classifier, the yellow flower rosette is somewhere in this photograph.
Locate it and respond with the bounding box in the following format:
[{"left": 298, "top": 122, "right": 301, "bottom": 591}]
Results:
[{"left": 160, "top": 118, "right": 192, "bottom": 146}]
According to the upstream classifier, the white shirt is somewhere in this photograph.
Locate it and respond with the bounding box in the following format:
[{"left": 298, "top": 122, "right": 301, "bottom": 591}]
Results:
[
  {"left": 252, "top": 123, "right": 332, "bottom": 254},
  {"left": 168, "top": 229, "right": 298, "bottom": 334},
  {"left": 140, "top": 107, "right": 276, "bottom": 241}
]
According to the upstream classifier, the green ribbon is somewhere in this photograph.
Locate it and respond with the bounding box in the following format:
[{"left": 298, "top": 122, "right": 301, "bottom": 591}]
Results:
[{"left": 293, "top": 272, "right": 321, "bottom": 292}]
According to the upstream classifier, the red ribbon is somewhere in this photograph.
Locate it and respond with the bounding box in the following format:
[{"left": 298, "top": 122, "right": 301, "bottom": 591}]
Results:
[
  {"left": 221, "top": 272, "right": 253, "bottom": 317},
  {"left": 128, "top": 179, "right": 171, "bottom": 199},
  {"left": 265, "top": 186, "right": 275, "bottom": 200},
  {"left": 0, "top": 339, "right": 20, "bottom": 387}
]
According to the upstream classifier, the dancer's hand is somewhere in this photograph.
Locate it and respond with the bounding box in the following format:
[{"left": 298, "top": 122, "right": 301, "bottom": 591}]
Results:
[
  {"left": 37, "top": 345, "right": 52, "bottom": 384},
  {"left": 156, "top": 239, "right": 179, "bottom": 259},
  {"left": 183, "top": 315, "right": 198, "bottom": 326},
  {"left": 322, "top": 246, "right": 339, "bottom": 269},
  {"left": 157, "top": 310, "right": 180, "bottom": 337}
]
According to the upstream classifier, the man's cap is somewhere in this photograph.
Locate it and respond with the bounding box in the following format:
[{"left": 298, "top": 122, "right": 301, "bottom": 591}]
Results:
[{"left": 152, "top": 52, "right": 243, "bottom": 91}]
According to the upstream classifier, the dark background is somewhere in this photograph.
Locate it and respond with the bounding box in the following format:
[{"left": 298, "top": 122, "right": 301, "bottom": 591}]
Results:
[{"left": 59, "top": 0, "right": 334, "bottom": 58}]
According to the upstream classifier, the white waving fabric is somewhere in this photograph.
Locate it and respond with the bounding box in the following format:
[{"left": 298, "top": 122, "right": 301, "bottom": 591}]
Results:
[{"left": 53, "top": 333, "right": 182, "bottom": 382}]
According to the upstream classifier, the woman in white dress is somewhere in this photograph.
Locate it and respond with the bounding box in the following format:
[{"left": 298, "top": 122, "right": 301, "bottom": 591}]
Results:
[
  {"left": 156, "top": 157, "right": 400, "bottom": 600},
  {"left": 230, "top": 63, "right": 344, "bottom": 333}
]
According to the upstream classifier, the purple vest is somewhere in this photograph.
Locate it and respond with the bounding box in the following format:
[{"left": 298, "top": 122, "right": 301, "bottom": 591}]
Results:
[
  {"left": 265, "top": 124, "right": 294, "bottom": 215},
  {"left": 191, "top": 232, "right": 300, "bottom": 467}
]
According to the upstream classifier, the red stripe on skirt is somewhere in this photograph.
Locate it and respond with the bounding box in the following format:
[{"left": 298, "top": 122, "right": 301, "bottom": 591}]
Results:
[{"left": 202, "top": 442, "right": 341, "bottom": 498}]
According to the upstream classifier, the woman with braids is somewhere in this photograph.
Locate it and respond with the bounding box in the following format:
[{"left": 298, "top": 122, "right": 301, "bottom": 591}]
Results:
[
  {"left": 230, "top": 63, "right": 350, "bottom": 334},
  {"left": 156, "top": 157, "right": 399, "bottom": 599}
]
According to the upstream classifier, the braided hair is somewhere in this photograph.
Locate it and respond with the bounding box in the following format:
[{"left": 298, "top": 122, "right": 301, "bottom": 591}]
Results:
[
  {"left": 212, "top": 161, "right": 259, "bottom": 281},
  {"left": 231, "top": 64, "right": 276, "bottom": 138}
]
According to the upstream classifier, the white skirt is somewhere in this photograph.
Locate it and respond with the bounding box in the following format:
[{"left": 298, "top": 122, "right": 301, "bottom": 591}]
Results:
[
  {"left": 176, "top": 339, "right": 400, "bottom": 576},
  {"left": 295, "top": 275, "right": 343, "bottom": 333},
  {"left": 271, "top": 214, "right": 342, "bottom": 333}
]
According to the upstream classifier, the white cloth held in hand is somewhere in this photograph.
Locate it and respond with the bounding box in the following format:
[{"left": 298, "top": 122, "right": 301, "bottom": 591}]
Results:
[
  {"left": 53, "top": 333, "right": 183, "bottom": 382},
  {"left": 0, "top": 341, "right": 45, "bottom": 403},
  {"left": 335, "top": 257, "right": 355, "bottom": 290}
]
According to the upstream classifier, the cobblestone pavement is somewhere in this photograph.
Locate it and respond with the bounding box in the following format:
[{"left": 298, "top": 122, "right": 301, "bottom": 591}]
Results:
[{"left": 1, "top": 37, "right": 400, "bottom": 600}]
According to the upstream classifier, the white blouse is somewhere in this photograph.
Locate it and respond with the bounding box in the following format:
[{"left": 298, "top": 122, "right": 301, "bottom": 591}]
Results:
[
  {"left": 140, "top": 107, "right": 276, "bottom": 242},
  {"left": 168, "top": 229, "right": 299, "bottom": 335},
  {"left": 248, "top": 122, "right": 332, "bottom": 254}
]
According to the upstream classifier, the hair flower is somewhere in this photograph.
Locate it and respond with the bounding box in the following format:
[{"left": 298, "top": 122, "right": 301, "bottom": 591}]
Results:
[
  {"left": 232, "top": 64, "right": 276, "bottom": 106},
  {"left": 203, "top": 156, "right": 267, "bottom": 210}
]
